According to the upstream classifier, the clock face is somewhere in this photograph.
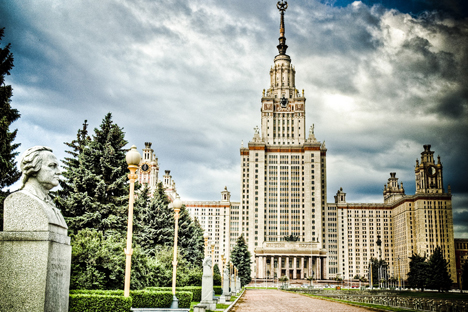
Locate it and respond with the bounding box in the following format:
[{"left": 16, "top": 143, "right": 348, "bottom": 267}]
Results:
[
  {"left": 141, "top": 163, "right": 150, "bottom": 172},
  {"left": 280, "top": 95, "right": 288, "bottom": 108},
  {"left": 427, "top": 165, "right": 436, "bottom": 177}
]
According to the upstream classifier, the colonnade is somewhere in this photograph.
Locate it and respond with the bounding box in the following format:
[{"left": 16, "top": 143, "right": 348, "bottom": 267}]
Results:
[{"left": 255, "top": 255, "right": 326, "bottom": 280}]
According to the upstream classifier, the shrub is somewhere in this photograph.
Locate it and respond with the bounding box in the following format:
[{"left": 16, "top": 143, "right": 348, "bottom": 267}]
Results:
[
  {"left": 131, "top": 290, "right": 193, "bottom": 309},
  {"left": 69, "top": 294, "right": 131, "bottom": 312},
  {"left": 145, "top": 286, "right": 202, "bottom": 302},
  {"left": 214, "top": 286, "right": 222, "bottom": 295}
]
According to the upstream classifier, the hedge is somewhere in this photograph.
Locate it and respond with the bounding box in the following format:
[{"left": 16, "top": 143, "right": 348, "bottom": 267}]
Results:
[
  {"left": 69, "top": 294, "right": 132, "bottom": 312},
  {"left": 214, "top": 286, "right": 222, "bottom": 295},
  {"left": 131, "top": 290, "right": 192, "bottom": 309},
  {"left": 145, "top": 286, "right": 202, "bottom": 302},
  {"left": 69, "top": 289, "right": 192, "bottom": 310},
  {"left": 70, "top": 289, "right": 124, "bottom": 296}
]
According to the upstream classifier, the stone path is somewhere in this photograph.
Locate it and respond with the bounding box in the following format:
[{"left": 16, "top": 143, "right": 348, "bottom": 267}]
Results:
[{"left": 230, "top": 289, "right": 373, "bottom": 312}]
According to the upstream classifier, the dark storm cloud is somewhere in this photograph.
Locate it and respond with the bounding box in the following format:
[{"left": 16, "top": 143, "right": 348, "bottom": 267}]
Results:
[{"left": 1, "top": 0, "right": 467, "bottom": 236}]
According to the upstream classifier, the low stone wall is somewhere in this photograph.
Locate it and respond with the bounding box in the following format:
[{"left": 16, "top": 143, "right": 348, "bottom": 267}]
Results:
[
  {"left": 326, "top": 295, "right": 468, "bottom": 312},
  {"left": 288, "top": 289, "right": 468, "bottom": 312}
]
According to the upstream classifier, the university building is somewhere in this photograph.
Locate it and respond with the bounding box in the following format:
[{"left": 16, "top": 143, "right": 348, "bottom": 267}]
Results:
[{"left": 138, "top": 2, "right": 457, "bottom": 283}]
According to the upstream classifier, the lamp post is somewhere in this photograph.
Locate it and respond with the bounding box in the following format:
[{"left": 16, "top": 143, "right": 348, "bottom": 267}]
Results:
[
  {"left": 230, "top": 262, "right": 233, "bottom": 292},
  {"left": 211, "top": 241, "right": 215, "bottom": 276},
  {"left": 204, "top": 232, "right": 209, "bottom": 258},
  {"left": 124, "top": 145, "right": 141, "bottom": 297},
  {"left": 170, "top": 195, "right": 183, "bottom": 309},
  {"left": 220, "top": 253, "right": 225, "bottom": 289}
]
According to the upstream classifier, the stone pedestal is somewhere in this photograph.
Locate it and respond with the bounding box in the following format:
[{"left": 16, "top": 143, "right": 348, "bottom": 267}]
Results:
[
  {"left": 221, "top": 267, "right": 230, "bottom": 302},
  {"left": 200, "top": 256, "right": 216, "bottom": 311},
  {"left": 0, "top": 191, "right": 71, "bottom": 312}
]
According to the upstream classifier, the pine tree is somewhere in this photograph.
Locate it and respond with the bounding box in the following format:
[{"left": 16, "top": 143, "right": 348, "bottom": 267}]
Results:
[
  {"left": 55, "top": 113, "right": 129, "bottom": 235},
  {"left": 407, "top": 253, "right": 429, "bottom": 291},
  {"left": 0, "top": 27, "right": 20, "bottom": 231},
  {"left": 230, "top": 235, "right": 252, "bottom": 286},
  {"left": 427, "top": 246, "right": 452, "bottom": 292}
]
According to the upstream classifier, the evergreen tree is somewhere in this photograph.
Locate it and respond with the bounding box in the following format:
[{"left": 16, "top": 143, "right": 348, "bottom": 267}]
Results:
[
  {"left": 427, "top": 246, "right": 452, "bottom": 292},
  {"left": 133, "top": 182, "right": 174, "bottom": 255},
  {"left": 407, "top": 253, "right": 429, "bottom": 291},
  {"left": 0, "top": 27, "right": 20, "bottom": 231},
  {"left": 461, "top": 261, "right": 468, "bottom": 291},
  {"left": 55, "top": 113, "right": 129, "bottom": 235},
  {"left": 230, "top": 235, "right": 252, "bottom": 286},
  {"left": 177, "top": 204, "right": 204, "bottom": 266},
  {"left": 213, "top": 263, "right": 221, "bottom": 286}
]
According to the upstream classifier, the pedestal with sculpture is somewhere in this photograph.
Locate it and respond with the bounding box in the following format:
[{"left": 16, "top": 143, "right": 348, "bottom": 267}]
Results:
[
  {"left": 199, "top": 255, "right": 216, "bottom": 311},
  {"left": 0, "top": 146, "right": 71, "bottom": 312}
]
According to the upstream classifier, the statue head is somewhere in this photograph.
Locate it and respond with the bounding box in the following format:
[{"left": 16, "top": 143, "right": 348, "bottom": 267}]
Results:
[{"left": 19, "top": 146, "right": 61, "bottom": 192}]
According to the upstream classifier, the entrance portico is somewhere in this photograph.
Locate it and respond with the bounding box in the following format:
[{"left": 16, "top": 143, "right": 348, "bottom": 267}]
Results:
[{"left": 254, "top": 242, "right": 328, "bottom": 280}]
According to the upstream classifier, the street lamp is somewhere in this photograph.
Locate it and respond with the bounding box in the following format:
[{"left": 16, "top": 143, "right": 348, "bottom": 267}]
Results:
[
  {"left": 204, "top": 232, "right": 209, "bottom": 258},
  {"left": 170, "top": 195, "right": 183, "bottom": 309},
  {"left": 124, "top": 145, "right": 141, "bottom": 297},
  {"left": 220, "top": 253, "right": 225, "bottom": 289},
  {"left": 211, "top": 241, "right": 215, "bottom": 276}
]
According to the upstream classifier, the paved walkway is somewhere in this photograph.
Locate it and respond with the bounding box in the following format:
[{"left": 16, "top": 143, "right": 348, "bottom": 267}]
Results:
[{"left": 230, "top": 289, "right": 373, "bottom": 312}]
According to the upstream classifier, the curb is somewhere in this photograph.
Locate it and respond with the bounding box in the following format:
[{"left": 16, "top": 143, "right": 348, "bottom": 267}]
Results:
[{"left": 224, "top": 288, "right": 246, "bottom": 312}]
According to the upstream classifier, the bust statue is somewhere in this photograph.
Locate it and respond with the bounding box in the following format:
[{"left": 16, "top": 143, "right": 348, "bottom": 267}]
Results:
[
  {"left": 203, "top": 256, "right": 213, "bottom": 276},
  {"left": 4, "top": 146, "right": 67, "bottom": 234}
]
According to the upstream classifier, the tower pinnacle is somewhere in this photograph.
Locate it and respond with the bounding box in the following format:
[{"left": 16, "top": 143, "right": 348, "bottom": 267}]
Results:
[{"left": 276, "top": 1, "right": 288, "bottom": 55}]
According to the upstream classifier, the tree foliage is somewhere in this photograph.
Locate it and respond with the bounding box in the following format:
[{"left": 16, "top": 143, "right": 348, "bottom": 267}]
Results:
[
  {"left": 55, "top": 113, "right": 129, "bottom": 235},
  {"left": 70, "top": 229, "right": 202, "bottom": 290},
  {"left": 230, "top": 235, "right": 252, "bottom": 286},
  {"left": 427, "top": 246, "right": 452, "bottom": 292},
  {"left": 133, "top": 182, "right": 174, "bottom": 253},
  {"left": 406, "top": 247, "right": 452, "bottom": 292},
  {"left": 407, "top": 253, "right": 429, "bottom": 291},
  {"left": 0, "top": 27, "right": 20, "bottom": 231}
]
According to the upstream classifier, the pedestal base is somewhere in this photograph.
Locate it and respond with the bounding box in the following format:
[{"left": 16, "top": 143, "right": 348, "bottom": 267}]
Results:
[{"left": 0, "top": 231, "right": 71, "bottom": 312}]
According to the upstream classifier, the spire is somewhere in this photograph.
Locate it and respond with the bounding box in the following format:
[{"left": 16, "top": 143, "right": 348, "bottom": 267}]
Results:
[{"left": 276, "top": 1, "right": 288, "bottom": 55}]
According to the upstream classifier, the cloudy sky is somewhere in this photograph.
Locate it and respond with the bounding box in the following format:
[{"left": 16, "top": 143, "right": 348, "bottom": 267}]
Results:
[{"left": 1, "top": 0, "right": 467, "bottom": 236}]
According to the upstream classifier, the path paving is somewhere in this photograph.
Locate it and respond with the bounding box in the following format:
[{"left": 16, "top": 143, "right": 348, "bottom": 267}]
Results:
[{"left": 230, "top": 289, "right": 373, "bottom": 312}]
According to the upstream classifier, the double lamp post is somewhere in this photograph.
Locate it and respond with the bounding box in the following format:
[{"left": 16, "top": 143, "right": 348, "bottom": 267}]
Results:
[{"left": 124, "top": 145, "right": 183, "bottom": 309}]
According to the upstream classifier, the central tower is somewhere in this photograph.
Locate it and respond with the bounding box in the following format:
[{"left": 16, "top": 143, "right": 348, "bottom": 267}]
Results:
[{"left": 240, "top": 1, "right": 328, "bottom": 280}]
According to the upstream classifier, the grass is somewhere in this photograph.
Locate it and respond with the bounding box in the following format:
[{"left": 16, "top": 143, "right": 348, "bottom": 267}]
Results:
[{"left": 216, "top": 303, "right": 231, "bottom": 309}]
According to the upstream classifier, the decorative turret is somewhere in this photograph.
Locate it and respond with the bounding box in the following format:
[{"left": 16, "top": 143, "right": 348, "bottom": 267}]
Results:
[
  {"left": 334, "top": 188, "right": 346, "bottom": 204},
  {"left": 138, "top": 142, "right": 159, "bottom": 191},
  {"left": 383, "top": 172, "right": 405, "bottom": 204}
]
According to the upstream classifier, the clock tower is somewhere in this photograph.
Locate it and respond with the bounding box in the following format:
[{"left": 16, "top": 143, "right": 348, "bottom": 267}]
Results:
[
  {"left": 241, "top": 1, "right": 328, "bottom": 280},
  {"left": 415, "top": 144, "right": 445, "bottom": 194}
]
